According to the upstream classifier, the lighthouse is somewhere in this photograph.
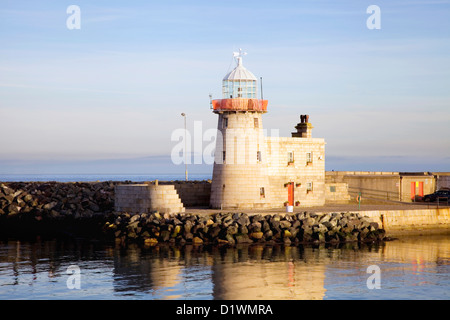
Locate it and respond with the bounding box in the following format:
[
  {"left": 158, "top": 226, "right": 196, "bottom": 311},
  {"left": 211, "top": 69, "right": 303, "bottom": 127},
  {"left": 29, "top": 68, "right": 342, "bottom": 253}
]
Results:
[{"left": 210, "top": 50, "right": 271, "bottom": 209}]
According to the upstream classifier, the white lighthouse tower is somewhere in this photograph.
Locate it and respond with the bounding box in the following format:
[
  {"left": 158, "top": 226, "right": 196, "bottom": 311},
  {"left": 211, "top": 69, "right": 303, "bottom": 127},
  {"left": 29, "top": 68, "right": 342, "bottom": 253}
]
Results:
[{"left": 210, "top": 50, "right": 271, "bottom": 209}]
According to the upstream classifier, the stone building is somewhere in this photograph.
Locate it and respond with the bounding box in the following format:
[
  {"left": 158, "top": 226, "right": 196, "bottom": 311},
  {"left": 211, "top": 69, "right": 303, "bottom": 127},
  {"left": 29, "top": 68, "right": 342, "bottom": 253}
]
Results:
[
  {"left": 210, "top": 51, "right": 327, "bottom": 209},
  {"left": 326, "top": 171, "right": 437, "bottom": 202}
]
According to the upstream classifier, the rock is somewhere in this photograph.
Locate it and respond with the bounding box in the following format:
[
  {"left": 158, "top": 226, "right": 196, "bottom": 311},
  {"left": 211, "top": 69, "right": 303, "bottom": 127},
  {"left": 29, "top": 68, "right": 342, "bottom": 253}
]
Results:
[
  {"left": 288, "top": 227, "right": 298, "bottom": 238},
  {"left": 249, "top": 231, "right": 264, "bottom": 240},
  {"left": 43, "top": 201, "right": 58, "bottom": 210},
  {"left": 291, "top": 220, "right": 301, "bottom": 229},
  {"left": 172, "top": 225, "right": 181, "bottom": 237},
  {"left": 239, "top": 225, "right": 248, "bottom": 234},
  {"left": 217, "top": 239, "right": 229, "bottom": 245},
  {"left": 297, "top": 212, "right": 307, "bottom": 220},
  {"left": 193, "top": 237, "right": 203, "bottom": 245},
  {"left": 184, "top": 220, "right": 193, "bottom": 233},
  {"left": 130, "top": 214, "right": 140, "bottom": 223},
  {"left": 144, "top": 238, "right": 158, "bottom": 246},
  {"left": 237, "top": 215, "right": 250, "bottom": 226},
  {"left": 302, "top": 232, "right": 314, "bottom": 242},
  {"left": 364, "top": 231, "right": 378, "bottom": 242},
  {"left": 340, "top": 232, "right": 358, "bottom": 242},
  {"left": 235, "top": 234, "right": 251, "bottom": 244},
  {"left": 280, "top": 220, "right": 291, "bottom": 229},
  {"left": 227, "top": 224, "right": 238, "bottom": 235},
  {"left": 172, "top": 217, "right": 183, "bottom": 225},
  {"left": 263, "top": 230, "right": 273, "bottom": 240},
  {"left": 347, "top": 218, "right": 361, "bottom": 229},
  {"left": 313, "top": 231, "right": 326, "bottom": 242},
  {"left": 327, "top": 233, "right": 340, "bottom": 243},
  {"left": 251, "top": 214, "right": 264, "bottom": 223},
  {"left": 322, "top": 221, "right": 334, "bottom": 230},
  {"left": 272, "top": 214, "right": 281, "bottom": 222},
  {"left": 375, "top": 229, "right": 386, "bottom": 240},
  {"left": 312, "top": 223, "right": 328, "bottom": 234},
  {"left": 225, "top": 234, "right": 235, "bottom": 245},
  {"left": 249, "top": 222, "right": 262, "bottom": 232},
  {"left": 283, "top": 230, "right": 292, "bottom": 238},
  {"left": 208, "top": 225, "right": 221, "bottom": 238},
  {"left": 342, "top": 226, "right": 354, "bottom": 233},
  {"left": 7, "top": 204, "right": 21, "bottom": 215},
  {"left": 302, "top": 224, "right": 313, "bottom": 233},
  {"left": 319, "top": 214, "right": 331, "bottom": 223},
  {"left": 302, "top": 217, "right": 315, "bottom": 227},
  {"left": 160, "top": 230, "right": 171, "bottom": 242},
  {"left": 223, "top": 214, "right": 233, "bottom": 225},
  {"left": 338, "top": 218, "right": 348, "bottom": 227}
]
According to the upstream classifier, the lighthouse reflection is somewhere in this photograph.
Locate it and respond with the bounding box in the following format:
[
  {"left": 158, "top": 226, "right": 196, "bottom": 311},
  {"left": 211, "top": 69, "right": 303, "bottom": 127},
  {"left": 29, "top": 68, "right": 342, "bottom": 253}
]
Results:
[{"left": 211, "top": 245, "right": 328, "bottom": 300}]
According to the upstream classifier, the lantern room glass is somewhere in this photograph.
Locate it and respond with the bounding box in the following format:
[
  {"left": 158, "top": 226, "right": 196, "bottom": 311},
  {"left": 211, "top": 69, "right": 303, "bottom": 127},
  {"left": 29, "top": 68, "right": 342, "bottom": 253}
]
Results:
[{"left": 223, "top": 79, "right": 257, "bottom": 99}]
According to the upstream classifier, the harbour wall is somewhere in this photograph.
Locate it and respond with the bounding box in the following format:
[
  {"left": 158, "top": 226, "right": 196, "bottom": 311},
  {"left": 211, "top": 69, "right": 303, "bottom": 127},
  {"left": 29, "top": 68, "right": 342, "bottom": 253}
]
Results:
[
  {"left": 333, "top": 208, "right": 450, "bottom": 237},
  {"left": 1, "top": 181, "right": 449, "bottom": 240}
]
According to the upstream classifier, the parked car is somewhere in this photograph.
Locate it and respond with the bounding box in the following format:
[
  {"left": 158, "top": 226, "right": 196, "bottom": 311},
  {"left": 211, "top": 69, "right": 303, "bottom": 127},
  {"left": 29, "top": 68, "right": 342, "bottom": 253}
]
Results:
[{"left": 423, "top": 190, "right": 450, "bottom": 202}]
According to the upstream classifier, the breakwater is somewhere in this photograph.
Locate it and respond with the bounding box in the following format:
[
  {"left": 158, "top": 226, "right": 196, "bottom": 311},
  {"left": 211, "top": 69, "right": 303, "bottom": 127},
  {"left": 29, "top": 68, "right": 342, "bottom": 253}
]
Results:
[
  {"left": 0, "top": 181, "right": 116, "bottom": 219},
  {"left": 0, "top": 181, "right": 117, "bottom": 239},
  {"left": 105, "top": 211, "right": 387, "bottom": 246},
  {"left": 0, "top": 181, "right": 387, "bottom": 244}
]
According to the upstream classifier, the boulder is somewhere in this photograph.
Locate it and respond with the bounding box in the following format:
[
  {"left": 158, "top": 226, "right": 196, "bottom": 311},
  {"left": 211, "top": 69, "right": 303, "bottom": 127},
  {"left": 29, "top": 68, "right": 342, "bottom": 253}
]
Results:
[
  {"left": 280, "top": 220, "right": 292, "bottom": 229},
  {"left": 235, "top": 234, "right": 251, "bottom": 244},
  {"left": 249, "top": 231, "right": 264, "bottom": 240},
  {"left": 193, "top": 237, "right": 203, "bottom": 245}
]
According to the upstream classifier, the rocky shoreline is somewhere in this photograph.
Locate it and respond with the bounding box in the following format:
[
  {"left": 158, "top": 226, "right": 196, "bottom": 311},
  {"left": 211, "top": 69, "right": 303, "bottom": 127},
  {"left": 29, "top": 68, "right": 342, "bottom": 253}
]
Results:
[
  {"left": 0, "top": 181, "right": 388, "bottom": 244},
  {"left": 105, "top": 211, "right": 387, "bottom": 246}
]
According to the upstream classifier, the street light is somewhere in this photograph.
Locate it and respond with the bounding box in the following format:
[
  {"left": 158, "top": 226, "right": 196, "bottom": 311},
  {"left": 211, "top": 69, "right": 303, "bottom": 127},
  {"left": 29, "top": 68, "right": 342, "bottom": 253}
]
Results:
[{"left": 181, "top": 113, "right": 188, "bottom": 181}]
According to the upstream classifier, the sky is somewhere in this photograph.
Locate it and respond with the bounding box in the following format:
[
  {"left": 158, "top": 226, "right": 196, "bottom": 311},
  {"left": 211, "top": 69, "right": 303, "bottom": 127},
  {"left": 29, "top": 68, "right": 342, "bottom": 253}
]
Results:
[{"left": 0, "top": 0, "right": 449, "bottom": 175}]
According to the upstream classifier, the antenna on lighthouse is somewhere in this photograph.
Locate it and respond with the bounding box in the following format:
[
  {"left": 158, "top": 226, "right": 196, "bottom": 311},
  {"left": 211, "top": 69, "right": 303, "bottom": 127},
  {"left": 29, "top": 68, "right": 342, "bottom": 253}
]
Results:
[
  {"left": 260, "top": 77, "right": 264, "bottom": 100},
  {"left": 209, "top": 93, "right": 213, "bottom": 109}
]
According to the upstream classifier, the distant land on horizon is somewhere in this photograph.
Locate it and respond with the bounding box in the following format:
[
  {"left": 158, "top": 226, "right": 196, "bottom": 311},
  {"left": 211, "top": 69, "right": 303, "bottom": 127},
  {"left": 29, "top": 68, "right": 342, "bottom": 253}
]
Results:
[{"left": 0, "top": 154, "right": 448, "bottom": 175}]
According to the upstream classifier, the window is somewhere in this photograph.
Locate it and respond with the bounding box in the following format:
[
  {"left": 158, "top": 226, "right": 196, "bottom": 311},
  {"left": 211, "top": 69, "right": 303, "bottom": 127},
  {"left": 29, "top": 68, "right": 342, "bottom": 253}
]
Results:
[
  {"left": 306, "top": 152, "right": 312, "bottom": 164},
  {"left": 260, "top": 187, "right": 265, "bottom": 198},
  {"left": 330, "top": 186, "right": 336, "bottom": 193},
  {"left": 287, "top": 151, "right": 294, "bottom": 164},
  {"left": 254, "top": 118, "right": 259, "bottom": 128},
  {"left": 223, "top": 151, "right": 226, "bottom": 162},
  {"left": 257, "top": 151, "right": 262, "bottom": 162},
  {"left": 306, "top": 182, "right": 313, "bottom": 193},
  {"left": 222, "top": 117, "right": 228, "bottom": 129}
]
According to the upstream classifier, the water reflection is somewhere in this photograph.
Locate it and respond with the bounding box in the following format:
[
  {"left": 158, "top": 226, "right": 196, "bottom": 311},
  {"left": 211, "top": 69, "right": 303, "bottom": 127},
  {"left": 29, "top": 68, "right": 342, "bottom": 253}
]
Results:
[
  {"left": 211, "top": 245, "right": 328, "bottom": 300},
  {"left": 0, "top": 235, "right": 448, "bottom": 299}
]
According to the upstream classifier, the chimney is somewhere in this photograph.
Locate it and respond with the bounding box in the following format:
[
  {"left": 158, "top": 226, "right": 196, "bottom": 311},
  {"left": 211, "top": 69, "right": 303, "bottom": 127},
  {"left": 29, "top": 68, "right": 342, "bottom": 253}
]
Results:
[{"left": 292, "top": 114, "right": 313, "bottom": 138}]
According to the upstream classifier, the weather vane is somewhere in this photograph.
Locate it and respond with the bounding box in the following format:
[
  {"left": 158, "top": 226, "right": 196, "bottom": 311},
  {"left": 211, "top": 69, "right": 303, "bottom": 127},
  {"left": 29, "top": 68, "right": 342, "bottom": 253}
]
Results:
[{"left": 233, "top": 48, "right": 247, "bottom": 66}]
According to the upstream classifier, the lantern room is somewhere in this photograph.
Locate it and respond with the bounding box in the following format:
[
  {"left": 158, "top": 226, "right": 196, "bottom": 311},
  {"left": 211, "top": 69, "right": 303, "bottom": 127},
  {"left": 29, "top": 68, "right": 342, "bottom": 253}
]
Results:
[
  {"left": 222, "top": 49, "right": 258, "bottom": 99},
  {"left": 212, "top": 49, "right": 268, "bottom": 113}
]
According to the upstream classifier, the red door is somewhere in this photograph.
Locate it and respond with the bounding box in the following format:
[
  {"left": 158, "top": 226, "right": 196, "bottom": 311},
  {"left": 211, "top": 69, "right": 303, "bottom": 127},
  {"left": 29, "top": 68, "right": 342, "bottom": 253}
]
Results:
[
  {"left": 288, "top": 182, "right": 294, "bottom": 206},
  {"left": 411, "top": 182, "right": 416, "bottom": 200},
  {"left": 419, "top": 182, "right": 424, "bottom": 197}
]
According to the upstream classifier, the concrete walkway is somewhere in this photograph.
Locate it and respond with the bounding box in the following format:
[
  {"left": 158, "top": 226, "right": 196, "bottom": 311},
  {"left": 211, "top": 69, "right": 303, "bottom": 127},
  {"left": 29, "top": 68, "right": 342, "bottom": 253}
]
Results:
[{"left": 185, "top": 199, "right": 450, "bottom": 216}]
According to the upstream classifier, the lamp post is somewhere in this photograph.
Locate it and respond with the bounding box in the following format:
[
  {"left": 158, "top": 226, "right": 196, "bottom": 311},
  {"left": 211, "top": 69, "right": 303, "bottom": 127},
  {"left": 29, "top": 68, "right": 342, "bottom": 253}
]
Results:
[{"left": 181, "top": 113, "right": 188, "bottom": 181}]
